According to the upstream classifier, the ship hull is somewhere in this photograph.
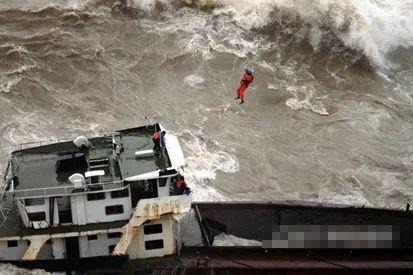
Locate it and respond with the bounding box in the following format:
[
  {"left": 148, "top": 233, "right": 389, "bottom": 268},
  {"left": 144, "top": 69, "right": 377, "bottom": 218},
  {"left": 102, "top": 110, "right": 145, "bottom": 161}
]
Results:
[
  {"left": 2, "top": 248, "right": 413, "bottom": 274},
  {"left": 2, "top": 201, "right": 413, "bottom": 273}
]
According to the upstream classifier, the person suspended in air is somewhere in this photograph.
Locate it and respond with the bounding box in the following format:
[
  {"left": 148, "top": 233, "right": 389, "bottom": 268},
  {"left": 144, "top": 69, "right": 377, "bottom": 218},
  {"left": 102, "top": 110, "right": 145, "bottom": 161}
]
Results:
[{"left": 235, "top": 68, "right": 254, "bottom": 104}]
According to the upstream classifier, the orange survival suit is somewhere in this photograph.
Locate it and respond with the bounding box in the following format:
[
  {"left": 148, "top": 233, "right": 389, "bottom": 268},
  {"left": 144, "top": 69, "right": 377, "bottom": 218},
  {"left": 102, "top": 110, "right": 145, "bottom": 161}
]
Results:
[{"left": 236, "top": 71, "right": 254, "bottom": 103}]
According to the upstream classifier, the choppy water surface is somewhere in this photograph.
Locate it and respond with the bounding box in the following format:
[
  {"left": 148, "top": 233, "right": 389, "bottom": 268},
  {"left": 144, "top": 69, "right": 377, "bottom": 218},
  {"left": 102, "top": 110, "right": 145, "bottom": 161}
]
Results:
[
  {"left": 1, "top": 0, "right": 413, "bottom": 210},
  {"left": 1, "top": 0, "right": 413, "bottom": 273}
]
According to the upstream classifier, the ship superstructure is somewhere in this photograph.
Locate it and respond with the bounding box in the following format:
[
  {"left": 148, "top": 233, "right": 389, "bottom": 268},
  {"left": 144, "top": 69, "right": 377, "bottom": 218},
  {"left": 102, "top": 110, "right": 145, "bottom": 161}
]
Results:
[{"left": 0, "top": 123, "right": 190, "bottom": 261}]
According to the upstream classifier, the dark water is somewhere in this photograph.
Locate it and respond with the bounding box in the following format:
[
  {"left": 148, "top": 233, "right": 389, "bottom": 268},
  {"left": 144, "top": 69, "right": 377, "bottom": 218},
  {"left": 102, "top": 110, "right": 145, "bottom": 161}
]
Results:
[{"left": 1, "top": 0, "right": 413, "bottom": 208}]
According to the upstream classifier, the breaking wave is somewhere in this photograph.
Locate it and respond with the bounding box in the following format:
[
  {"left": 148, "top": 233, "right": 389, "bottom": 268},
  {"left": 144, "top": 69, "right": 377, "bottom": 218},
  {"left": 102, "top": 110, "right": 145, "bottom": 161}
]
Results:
[
  {"left": 2, "top": 0, "right": 411, "bottom": 68},
  {"left": 126, "top": 0, "right": 413, "bottom": 68},
  {"left": 180, "top": 129, "right": 237, "bottom": 201}
]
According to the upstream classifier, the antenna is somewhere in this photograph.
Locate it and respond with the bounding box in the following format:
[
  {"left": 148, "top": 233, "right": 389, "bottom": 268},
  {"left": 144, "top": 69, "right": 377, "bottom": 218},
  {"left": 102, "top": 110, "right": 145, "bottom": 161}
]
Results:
[{"left": 153, "top": 115, "right": 158, "bottom": 133}]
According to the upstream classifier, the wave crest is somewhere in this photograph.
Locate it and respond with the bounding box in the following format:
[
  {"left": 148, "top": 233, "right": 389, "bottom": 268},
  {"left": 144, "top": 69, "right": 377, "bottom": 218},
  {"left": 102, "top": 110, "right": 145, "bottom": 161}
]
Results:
[{"left": 126, "top": 0, "right": 413, "bottom": 68}]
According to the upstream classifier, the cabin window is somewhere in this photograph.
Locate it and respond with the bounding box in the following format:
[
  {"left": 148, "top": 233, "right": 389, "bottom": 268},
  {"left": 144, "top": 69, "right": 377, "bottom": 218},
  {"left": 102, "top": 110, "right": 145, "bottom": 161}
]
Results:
[
  {"left": 110, "top": 188, "right": 129, "bottom": 199},
  {"left": 25, "top": 198, "right": 45, "bottom": 206},
  {"left": 28, "top": 211, "right": 46, "bottom": 221},
  {"left": 144, "top": 224, "right": 163, "bottom": 235},
  {"left": 158, "top": 178, "right": 167, "bottom": 187},
  {"left": 58, "top": 210, "right": 72, "bottom": 224},
  {"left": 87, "top": 234, "right": 98, "bottom": 241},
  {"left": 107, "top": 232, "right": 122, "bottom": 239},
  {"left": 7, "top": 240, "right": 18, "bottom": 247},
  {"left": 105, "top": 205, "right": 124, "bottom": 215},
  {"left": 145, "top": 239, "right": 164, "bottom": 250},
  {"left": 87, "top": 192, "right": 105, "bottom": 201},
  {"left": 108, "top": 245, "right": 116, "bottom": 254}
]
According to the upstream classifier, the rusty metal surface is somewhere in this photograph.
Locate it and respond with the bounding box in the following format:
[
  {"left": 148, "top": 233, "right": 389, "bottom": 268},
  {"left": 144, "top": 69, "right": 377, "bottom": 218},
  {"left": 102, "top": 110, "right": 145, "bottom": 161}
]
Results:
[
  {"left": 22, "top": 235, "right": 49, "bottom": 261},
  {"left": 112, "top": 195, "right": 191, "bottom": 256},
  {"left": 134, "top": 195, "right": 191, "bottom": 218}
]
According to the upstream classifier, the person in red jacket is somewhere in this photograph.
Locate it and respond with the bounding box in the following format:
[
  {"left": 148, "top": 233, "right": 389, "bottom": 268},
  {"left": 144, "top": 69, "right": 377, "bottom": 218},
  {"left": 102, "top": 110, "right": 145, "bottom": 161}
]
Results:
[
  {"left": 235, "top": 68, "right": 254, "bottom": 104},
  {"left": 152, "top": 132, "right": 161, "bottom": 157}
]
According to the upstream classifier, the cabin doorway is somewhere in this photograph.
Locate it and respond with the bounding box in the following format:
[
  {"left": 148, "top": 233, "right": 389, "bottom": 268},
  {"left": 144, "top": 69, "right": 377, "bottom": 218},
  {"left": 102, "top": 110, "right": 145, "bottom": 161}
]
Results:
[
  {"left": 130, "top": 179, "right": 158, "bottom": 206},
  {"left": 65, "top": 237, "right": 80, "bottom": 259},
  {"left": 57, "top": 196, "right": 72, "bottom": 224}
]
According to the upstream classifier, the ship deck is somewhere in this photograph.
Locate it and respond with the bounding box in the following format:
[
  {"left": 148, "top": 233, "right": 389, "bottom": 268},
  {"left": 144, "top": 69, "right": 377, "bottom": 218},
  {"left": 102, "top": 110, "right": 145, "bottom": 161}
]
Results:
[{"left": 10, "top": 125, "right": 171, "bottom": 192}]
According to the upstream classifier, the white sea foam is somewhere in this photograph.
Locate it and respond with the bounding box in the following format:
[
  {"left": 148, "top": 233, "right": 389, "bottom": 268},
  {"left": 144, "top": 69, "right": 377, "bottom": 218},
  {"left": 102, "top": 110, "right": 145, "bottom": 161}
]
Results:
[
  {"left": 2, "top": 44, "right": 29, "bottom": 56},
  {"left": 0, "top": 0, "right": 92, "bottom": 12},
  {"left": 0, "top": 77, "right": 22, "bottom": 94},
  {"left": 4, "top": 65, "right": 37, "bottom": 76},
  {"left": 284, "top": 86, "right": 329, "bottom": 116},
  {"left": 180, "top": 130, "right": 239, "bottom": 201},
  {"left": 0, "top": 264, "right": 50, "bottom": 275},
  {"left": 131, "top": 0, "right": 413, "bottom": 67},
  {"left": 213, "top": 232, "right": 262, "bottom": 246},
  {"left": 286, "top": 97, "right": 329, "bottom": 116},
  {"left": 184, "top": 74, "right": 205, "bottom": 88}
]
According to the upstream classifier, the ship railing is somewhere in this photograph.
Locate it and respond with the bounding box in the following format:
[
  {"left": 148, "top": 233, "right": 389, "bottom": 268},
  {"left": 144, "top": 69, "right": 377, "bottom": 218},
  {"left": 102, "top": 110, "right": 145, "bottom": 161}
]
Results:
[
  {"left": 11, "top": 138, "right": 68, "bottom": 152},
  {"left": 0, "top": 198, "right": 12, "bottom": 228},
  {"left": 0, "top": 161, "right": 12, "bottom": 208},
  {"left": 0, "top": 180, "right": 13, "bottom": 227},
  {"left": 10, "top": 180, "right": 126, "bottom": 199}
]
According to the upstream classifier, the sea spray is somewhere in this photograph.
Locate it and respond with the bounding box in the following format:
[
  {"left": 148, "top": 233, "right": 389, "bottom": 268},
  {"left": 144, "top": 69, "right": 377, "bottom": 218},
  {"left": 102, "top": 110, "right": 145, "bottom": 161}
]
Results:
[{"left": 127, "top": 0, "right": 413, "bottom": 67}]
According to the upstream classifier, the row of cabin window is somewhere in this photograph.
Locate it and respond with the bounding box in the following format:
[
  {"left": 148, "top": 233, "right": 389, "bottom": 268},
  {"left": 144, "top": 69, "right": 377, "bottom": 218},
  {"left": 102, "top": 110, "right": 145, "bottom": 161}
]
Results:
[
  {"left": 7, "top": 224, "right": 163, "bottom": 247},
  {"left": 7, "top": 239, "right": 163, "bottom": 252},
  {"left": 108, "top": 240, "right": 164, "bottom": 253},
  {"left": 7, "top": 239, "right": 51, "bottom": 247},
  {"left": 24, "top": 188, "right": 130, "bottom": 206},
  {"left": 87, "top": 188, "right": 129, "bottom": 201},
  {"left": 87, "top": 224, "right": 163, "bottom": 241},
  {"left": 26, "top": 204, "right": 125, "bottom": 222},
  {"left": 87, "top": 232, "right": 122, "bottom": 241}
]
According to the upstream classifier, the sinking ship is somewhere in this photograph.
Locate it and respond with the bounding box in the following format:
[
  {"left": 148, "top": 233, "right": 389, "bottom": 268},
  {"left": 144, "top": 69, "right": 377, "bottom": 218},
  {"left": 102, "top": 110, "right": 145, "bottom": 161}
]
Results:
[{"left": 0, "top": 123, "right": 413, "bottom": 274}]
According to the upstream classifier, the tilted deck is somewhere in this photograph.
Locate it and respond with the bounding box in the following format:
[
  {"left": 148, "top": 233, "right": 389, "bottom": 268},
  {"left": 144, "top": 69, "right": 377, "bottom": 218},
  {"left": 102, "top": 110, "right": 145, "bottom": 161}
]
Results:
[
  {"left": 0, "top": 124, "right": 174, "bottom": 238},
  {"left": 11, "top": 125, "right": 170, "bottom": 193}
]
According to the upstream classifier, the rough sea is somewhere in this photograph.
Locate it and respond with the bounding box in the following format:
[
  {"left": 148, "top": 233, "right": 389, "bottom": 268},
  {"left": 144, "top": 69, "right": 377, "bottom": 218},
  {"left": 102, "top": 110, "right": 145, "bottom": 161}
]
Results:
[{"left": 0, "top": 0, "right": 413, "bottom": 272}]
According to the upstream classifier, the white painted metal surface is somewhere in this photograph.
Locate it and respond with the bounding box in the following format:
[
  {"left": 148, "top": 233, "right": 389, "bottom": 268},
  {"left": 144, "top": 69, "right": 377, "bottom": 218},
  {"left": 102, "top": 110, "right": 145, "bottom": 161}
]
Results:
[
  {"left": 124, "top": 170, "right": 179, "bottom": 182},
  {"left": 85, "top": 170, "right": 105, "bottom": 178},
  {"left": 135, "top": 149, "right": 154, "bottom": 158},
  {"left": 73, "top": 136, "right": 90, "bottom": 148},
  {"left": 71, "top": 188, "right": 132, "bottom": 225},
  {"left": 157, "top": 178, "right": 170, "bottom": 197},
  {"left": 69, "top": 173, "right": 86, "bottom": 189},
  {"left": 32, "top": 221, "right": 49, "bottom": 229},
  {"left": 129, "top": 218, "right": 175, "bottom": 259},
  {"left": 164, "top": 134, "right": 185, "bottom": 168},
  {"left": 112, "top": 195, "right": 190, "bottom": 256},
  {"left": 125, "top": 170, "right": 160, "bottom": 182}
]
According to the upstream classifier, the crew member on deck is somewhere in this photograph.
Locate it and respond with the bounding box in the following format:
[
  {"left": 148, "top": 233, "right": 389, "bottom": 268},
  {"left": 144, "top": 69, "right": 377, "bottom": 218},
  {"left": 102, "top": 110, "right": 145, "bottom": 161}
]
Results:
[
  {"left": 153, "top": 132, "right": 161, "bottom": 157},
  {"left": 175, "top": 175, "right": 191, "bottom": 195},
  {"left": 235, "top": 68, "right": 254, "bottom": 104},
  {"left": 160, "top": 131, "right": 166, "bottom": 151}
]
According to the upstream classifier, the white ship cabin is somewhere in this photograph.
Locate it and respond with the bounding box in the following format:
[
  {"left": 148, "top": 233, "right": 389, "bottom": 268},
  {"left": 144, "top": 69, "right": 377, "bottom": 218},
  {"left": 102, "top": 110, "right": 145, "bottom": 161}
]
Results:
[{"left": 0, "top": 124, "right": 190, "bottom": 261}]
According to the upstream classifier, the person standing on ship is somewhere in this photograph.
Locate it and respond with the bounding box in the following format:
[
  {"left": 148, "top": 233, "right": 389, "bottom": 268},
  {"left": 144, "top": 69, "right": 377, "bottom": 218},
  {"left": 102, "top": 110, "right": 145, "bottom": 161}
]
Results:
[
  {"left": 153, "top": 132, "right": 161, "bottom": 157},
  {"left": 235, "top": 68, "right": 254, "bottom": 104}
]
